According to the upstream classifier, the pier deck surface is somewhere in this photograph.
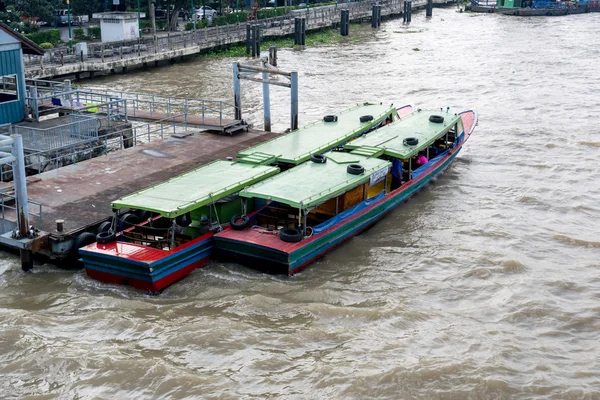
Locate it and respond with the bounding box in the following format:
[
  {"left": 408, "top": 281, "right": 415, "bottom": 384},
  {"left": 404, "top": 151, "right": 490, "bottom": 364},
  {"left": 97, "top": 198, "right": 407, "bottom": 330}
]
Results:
[{"left": 25, "top": 128, "right": 280, "bottom": 236}]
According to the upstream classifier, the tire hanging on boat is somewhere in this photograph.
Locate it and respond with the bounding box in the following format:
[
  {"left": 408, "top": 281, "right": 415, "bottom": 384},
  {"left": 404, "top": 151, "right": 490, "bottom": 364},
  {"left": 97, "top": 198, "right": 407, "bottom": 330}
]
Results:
[
  {"left": 175, "top": 212, "right": 192, "bottom": 227},
  {"left": 359, "top": 115, "right": 374, "bottom": 123},
  {"left": 323, "top": 115, "right": 338, "bottom": 122},
  {"left": 429, "top": 115, "right": 444, "bottom": 123},
  {"left": 96, "top": 221, "right": 112, "bottom": 235},
  {"left": 279, "top": 227, "right": 303, "bottom": 243},
  {"left": 403, "top": 137, "right": 419, "bottom": 146},
  {"left": 310, "top": 154, "right": 327, "bottom": 163},
  {"left": 230, "top": 214, "right": 251, "bottom": 230},
  {"left": 96, "top": 230, "right": 116, "bottom": 244},
  {"left": 347, "top": 164, "right": 365, "bottom": 175}
]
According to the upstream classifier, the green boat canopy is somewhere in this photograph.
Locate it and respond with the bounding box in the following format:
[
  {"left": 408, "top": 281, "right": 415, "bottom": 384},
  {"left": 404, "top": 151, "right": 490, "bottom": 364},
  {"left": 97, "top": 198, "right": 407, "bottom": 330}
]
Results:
[
  {"left": 240, "top": 152, "right": 391, "bottom": 209},
  {"left": 345, "top": 110, "right": 461, "bottom": 159},
  {"left": 237, "top": 103, "right": 396, "bottom": 165},
  {"left": 112, "top": 161, "right": 280, "bottom": 218}
]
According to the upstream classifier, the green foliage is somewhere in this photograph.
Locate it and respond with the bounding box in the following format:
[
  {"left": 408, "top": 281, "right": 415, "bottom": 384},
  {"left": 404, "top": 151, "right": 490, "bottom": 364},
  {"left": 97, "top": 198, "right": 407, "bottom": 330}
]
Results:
[
  {"left": 73, "top": 28, "right": 86, "bottom": 41},
  {"left": 71, "top": 0, "right": 103, "bottom": 17},
  {"left": 39, "top": 42, "right": 54, "bottom": 49},
  {"left": 12, "top": 0, "right": 55, "bottom": 25},
  {"left": 87, "top": 25, "right": 101, "bottom": 40},
  {"left": 224, "top": 12, "right": 249, "bottom": 23},
  {"left": 25, "top": 29, "right": 60, "bottom": 45}
]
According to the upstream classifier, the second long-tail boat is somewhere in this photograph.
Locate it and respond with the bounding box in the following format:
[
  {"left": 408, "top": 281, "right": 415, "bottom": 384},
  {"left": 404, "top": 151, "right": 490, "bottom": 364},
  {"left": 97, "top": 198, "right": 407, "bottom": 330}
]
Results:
[{"left": 214, "top": 108, "right": 478, "bottom": 274}]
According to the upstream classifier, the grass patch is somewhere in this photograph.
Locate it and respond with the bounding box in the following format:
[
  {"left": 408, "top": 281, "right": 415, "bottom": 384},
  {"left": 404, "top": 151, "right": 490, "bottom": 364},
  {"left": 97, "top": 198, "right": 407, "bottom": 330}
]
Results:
[{"left": 200, "top": 24, "right": 370, "bottom": 59}]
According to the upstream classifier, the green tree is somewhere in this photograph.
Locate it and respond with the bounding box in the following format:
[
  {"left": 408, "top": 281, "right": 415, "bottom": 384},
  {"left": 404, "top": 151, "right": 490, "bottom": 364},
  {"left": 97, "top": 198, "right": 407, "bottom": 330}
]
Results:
[
  {"left": 12, "top": 0, "right": 55, "bottom": 24},
  {"left": 72, "top": 0, "right": 104, "bottom": 17}
]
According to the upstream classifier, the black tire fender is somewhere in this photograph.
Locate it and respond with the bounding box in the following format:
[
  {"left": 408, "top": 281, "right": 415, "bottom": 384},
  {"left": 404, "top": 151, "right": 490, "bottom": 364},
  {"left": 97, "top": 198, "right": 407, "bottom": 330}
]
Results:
[
  {"left": 323, "top": 115, "right": 338, "bottom": 122},
  {"left": 487, "top": 8, "right": 493, "bottom": 13},
  {"left": 279, "top": 227, "right": 303, "bottom": 243},
  {"left": 73, "top": 232, "right": 96, "bottom": 251},
  {"left": 347, "top": 164, "right": 365, "bottom": 175},
  {"left": 546, "top": 11, "right": 552, "bottom": 15},
  {"left": 359, "top": 115, "right": 374, "bottom": 123},
  {"left": 310, "top": 154, "right": 327, "bottom": 163},
  {"left": 96, "top": 221, "right": 112, "bottom": 235},
  {"left": 175, "top": 212, "right": 192, "bottom": 227},
  {"left": 429, "top": 115, "right": 444, "bottom": 123},
  {"left": 96, "top": 230, "right": 116, "bottom": 244},
  {"left": 403, "top": 137, "right": 419, "bottom": 146},
  {"left": 230, "top": 214, "right": 251, "bottom": 230},
  {"left": 134, "top": 209, "right": 151, "bottom": 221},
  {"left": 120, "top": 213, "right": 140, "bottom": 228}
]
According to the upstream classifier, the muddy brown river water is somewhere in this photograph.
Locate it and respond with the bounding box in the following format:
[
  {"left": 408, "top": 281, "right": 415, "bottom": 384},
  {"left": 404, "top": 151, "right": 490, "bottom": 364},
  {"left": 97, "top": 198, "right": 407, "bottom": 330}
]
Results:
[{"left": 1, "top": 8, "right": 600, "bottom": 398}]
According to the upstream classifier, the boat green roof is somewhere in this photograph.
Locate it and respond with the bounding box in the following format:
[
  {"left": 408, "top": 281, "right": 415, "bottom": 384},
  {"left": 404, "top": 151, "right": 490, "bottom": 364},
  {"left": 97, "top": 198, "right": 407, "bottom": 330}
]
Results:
[
  {"left": 112, "top": 160, "right": 280, "bottom": 217},
  {"left": 345, "top": 110, "right": 461, "bottom": 159},
  {"left": 240, "top": 152, "right": 391, "bottom": 209},
  {"left": 237, "top": 103, "right": 396, "bottom": 165}
]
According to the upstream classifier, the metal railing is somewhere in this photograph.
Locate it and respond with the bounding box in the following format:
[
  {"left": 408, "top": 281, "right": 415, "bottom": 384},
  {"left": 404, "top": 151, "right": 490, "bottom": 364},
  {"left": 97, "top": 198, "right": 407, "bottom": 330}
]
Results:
[
  {"left": 13, "top": 114, "right": 99, "bottom": 151},
  {"left": 82, "top": 87, "right": 235, "bottom": 125},
  {"left": 0, "top": 193, "right": 43, "bottom": 229}
]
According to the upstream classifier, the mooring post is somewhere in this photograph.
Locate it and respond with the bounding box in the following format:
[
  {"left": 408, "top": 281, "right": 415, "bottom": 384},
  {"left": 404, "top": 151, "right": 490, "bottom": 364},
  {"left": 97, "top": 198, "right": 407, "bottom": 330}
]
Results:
[
  {"left": 290, "top": 71, "right": 298, "bottom": 131},
  {"left": 372, "top": 5, "right": 377, "bottom": 28},
  {"left": 294, "top": 18, "right": 300, "bottom": 45},
  {"left": 407, "top": 1, "right": 412, "bottom": 22},
  {"left": 301, "top": 18, "right": 306, "bottom": 46},
  {"left": 345, "top": 10, "right": 350, "bottom": 35},
  {"left": 255, "top": 25, "right": 261, "bottom": 57},
  {"left": 340, "top": 10, "right": 345, "bottom": 36},
  {"left": 232, "top": 62, "right": 242, "bottom": 120},
  {"left": 261, "top": 60, "right": 271, "bottom": 132},
  {"left": 251, "top": 24, "right": 256, "bottom": 57},
  {"left": 426, "top": 0, "right": 433, "bottom": 17},
  {"left": 269, "top": 45, "right": 277, "bottom": 66},
  {"left": 246, "top": 24, "right": 251, "bottom": 54},
  {"left": 11, "top": 135, "right": 32, "bottom": 272},
  {"left": 378, "top": 5, "right": 382, "bottom": 27}
]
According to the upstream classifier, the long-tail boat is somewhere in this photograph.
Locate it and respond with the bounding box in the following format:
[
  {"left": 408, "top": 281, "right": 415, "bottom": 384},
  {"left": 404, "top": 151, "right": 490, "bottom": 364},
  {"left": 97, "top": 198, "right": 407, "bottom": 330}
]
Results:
[
  {"left": 214, "top": 108, "right": 478, "bottom": 274},
  {"left": 78, "top": 103, "right": 405, "bottom": 292}
]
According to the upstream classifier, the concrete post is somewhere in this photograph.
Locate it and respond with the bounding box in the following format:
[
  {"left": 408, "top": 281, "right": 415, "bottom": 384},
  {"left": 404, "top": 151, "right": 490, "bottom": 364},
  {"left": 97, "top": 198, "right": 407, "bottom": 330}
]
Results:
[
  {"left": 233, "top": 63, "right": 242, "bottom": 120},
  {"left": 290, "top": 71, "right": 298, "bottom": 131},
  {"left": 262, "top": 60, "right": 271, "bottom": 132},
  {"left": 29, "top": 86, "right": 38, "bottom": 121},
  {"left": 426, "top": 0, "right": 433, "bottom": 17}
]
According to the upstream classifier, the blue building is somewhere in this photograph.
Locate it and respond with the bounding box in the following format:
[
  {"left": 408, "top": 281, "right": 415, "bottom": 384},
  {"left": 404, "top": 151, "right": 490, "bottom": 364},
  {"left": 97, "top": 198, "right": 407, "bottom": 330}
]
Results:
[{"left": 0, "top": 23, "right": 44, "bottom": 125}]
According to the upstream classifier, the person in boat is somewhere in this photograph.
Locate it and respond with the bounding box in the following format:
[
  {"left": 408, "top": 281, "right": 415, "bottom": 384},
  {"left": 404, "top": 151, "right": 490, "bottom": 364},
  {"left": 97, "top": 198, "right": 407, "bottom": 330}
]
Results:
[
  {"left": 391, "top": 158, "right": 402, "bottom": 189},
  {"left": 416, "top": 153, "right": 428, "bottom": 166}
]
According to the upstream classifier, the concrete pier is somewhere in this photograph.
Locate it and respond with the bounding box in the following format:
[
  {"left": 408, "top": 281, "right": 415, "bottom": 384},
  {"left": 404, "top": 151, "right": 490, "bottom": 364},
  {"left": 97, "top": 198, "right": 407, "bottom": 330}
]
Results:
[{"left": 4, "top": 127, "right": 280, "bottom": 263}]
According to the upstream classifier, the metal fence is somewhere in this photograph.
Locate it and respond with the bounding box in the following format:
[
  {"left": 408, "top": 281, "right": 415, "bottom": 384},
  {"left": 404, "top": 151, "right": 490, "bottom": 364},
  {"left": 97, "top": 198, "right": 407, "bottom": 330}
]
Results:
[{"left": 13, "top": 114, "right": 99, "bottom": 151}]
